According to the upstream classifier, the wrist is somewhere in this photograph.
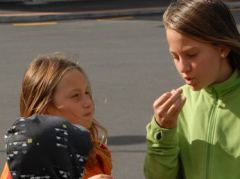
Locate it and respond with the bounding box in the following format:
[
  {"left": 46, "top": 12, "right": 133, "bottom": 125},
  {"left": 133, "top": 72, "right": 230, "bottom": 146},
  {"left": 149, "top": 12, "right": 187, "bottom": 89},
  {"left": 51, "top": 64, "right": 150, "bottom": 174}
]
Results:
[{"left": 154, "top": 116, "right": 177, "bottom": 129}]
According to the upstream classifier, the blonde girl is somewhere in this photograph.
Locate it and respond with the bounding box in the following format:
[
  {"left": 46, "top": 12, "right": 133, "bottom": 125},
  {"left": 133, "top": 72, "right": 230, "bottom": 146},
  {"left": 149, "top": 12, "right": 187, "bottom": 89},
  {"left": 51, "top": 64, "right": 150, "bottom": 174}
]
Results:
[{"left": 1, "top": 53, "right": 113, "bottom": 179}]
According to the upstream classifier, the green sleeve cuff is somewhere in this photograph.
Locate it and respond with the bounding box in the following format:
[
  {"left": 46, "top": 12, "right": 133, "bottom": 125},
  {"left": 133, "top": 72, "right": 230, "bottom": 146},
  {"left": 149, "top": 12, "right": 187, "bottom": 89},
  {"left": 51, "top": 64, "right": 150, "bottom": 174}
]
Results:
[{"left": 146, "top": 116, "right": 178, "bottom": 144}]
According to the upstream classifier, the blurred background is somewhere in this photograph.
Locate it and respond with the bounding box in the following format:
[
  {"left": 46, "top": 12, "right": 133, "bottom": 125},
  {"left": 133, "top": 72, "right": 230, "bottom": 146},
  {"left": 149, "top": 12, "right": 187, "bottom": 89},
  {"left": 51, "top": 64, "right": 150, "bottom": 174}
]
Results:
[{"left": 0, "top": 0, "right": 240, "bottom": 178}]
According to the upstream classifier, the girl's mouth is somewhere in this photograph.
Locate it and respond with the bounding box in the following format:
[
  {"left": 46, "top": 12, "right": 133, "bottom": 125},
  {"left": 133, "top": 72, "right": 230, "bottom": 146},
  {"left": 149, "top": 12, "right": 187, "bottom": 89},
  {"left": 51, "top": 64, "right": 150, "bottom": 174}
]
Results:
[{"left": 184, "top": 77, "right": 195, "bottom": 85}]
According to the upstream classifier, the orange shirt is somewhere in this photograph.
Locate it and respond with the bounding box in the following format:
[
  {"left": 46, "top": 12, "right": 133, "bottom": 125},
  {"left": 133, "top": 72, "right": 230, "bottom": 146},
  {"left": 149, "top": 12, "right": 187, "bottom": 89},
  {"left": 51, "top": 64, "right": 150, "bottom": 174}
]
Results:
[
  {"left": 0, "top": 163, "right": 11, "bottom": 179},
  {"left": 83, "top": 144, "right": 112, "bottom": 179}
]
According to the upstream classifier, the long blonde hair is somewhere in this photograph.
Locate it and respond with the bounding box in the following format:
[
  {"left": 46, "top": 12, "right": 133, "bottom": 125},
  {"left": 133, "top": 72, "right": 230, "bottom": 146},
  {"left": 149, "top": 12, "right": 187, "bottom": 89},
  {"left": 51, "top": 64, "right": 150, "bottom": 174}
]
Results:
[{"left": 20, "top": 53, "right": 111, "bottom": 166}]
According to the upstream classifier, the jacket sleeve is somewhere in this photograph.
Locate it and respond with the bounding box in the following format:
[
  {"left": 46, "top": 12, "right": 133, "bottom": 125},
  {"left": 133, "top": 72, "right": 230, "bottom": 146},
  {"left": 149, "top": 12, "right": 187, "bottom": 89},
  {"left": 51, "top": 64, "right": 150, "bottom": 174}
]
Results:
[{"left": 144, "top": 117, "right": 180, "bottom": 179}]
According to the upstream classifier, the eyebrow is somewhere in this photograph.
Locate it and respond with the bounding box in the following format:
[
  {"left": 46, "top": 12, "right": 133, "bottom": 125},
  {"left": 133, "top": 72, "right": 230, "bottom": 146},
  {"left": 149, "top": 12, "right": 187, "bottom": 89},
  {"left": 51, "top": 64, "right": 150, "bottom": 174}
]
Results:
[
  {"left": 71, "top": 85, "right": 90, "bottom": 92},
  {"left": 169, "top": 46, "right": 198, "bottom": 54},
  {"left": 70, "top": 89, "right": 82, "bottom": 92}
]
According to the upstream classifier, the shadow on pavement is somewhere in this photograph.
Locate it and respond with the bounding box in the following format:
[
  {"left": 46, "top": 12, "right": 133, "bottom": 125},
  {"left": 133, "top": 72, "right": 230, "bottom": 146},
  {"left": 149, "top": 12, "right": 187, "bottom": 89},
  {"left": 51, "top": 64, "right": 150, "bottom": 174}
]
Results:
[
  {"left": 0, "top": 0, "right": 165, "bottom": 12},
  {"left": 108, "top": 135, "right": 146, "bottom": 146}
]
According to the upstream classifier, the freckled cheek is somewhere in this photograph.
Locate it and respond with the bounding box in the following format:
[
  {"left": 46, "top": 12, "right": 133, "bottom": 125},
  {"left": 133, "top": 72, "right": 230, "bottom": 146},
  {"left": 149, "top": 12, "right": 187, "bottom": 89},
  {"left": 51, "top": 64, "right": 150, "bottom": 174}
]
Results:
[
  {"left": 67, "top": 104, "right": 83, "bottom": 115},
  {"left": 57, "top": 103, "right": 80, "bottom": 116}
]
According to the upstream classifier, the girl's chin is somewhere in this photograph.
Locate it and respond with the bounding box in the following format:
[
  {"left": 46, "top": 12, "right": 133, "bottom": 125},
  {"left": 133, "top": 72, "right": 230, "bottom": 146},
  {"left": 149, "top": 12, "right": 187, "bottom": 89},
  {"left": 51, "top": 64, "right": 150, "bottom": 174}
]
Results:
[
  {"left": 185, "top": 79, "right": 204, "bottom": 91},
  {"left": 188, "top": 84, "right": 203, "bottom": 91},
  {"left": 73, "top": 121, "right": 92, "bottom": 130}
]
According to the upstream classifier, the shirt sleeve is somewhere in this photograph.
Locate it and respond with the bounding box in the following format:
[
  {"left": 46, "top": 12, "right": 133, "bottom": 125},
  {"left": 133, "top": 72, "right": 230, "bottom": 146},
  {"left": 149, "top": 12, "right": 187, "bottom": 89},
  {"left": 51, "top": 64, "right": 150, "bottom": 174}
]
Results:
[{"left": 144, "top": 116, "right": 180, "bottom": 179}]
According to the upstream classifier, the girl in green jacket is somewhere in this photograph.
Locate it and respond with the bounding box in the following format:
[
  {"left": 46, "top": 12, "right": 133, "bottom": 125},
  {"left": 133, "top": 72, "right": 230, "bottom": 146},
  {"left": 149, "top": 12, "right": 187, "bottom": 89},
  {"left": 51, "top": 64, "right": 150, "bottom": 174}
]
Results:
[{"left": 144, "top": 0, "right": 240, "bottom": 179}]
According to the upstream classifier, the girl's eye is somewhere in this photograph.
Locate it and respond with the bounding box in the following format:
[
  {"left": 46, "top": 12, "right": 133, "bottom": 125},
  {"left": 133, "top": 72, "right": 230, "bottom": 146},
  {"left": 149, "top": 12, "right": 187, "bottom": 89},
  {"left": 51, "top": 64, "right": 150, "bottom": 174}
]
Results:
[
  {"left": 170, "top": 54, "right": 177, "bottom": 60},
  {"left": 71, "top": 94, "right": 80, "bottom": 98},
  {"left": 170, "top": 53, "right": 179, "bottom": 61},
  {"left": 186, "top": 53, "right": 197, "bottom": 58},
  {"left": 172, "top": 56, "right": 179, "bottom": 62},
  {"left": 85, "top": 90, "right": 90, "bottom": 95}
]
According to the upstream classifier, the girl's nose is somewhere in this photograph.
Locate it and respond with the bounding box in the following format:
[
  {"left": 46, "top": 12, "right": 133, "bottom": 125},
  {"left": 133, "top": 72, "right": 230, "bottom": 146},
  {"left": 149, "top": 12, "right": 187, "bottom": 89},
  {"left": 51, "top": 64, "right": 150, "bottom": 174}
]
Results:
[
  {"left": 178, "top": 58, "right": 191, "bottom": 73},
  {"left": 83, "top": 95, "right": 92, "bottom": 108}
]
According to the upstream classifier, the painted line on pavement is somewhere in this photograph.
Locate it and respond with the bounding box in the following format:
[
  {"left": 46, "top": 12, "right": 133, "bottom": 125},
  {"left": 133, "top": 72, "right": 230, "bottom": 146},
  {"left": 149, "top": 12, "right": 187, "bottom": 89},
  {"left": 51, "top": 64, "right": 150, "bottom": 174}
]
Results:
[
  {"left": 13, "top": 21, "right": 58, "bottom": 26},
  {"left": 97, "top": 16, "right": 134, "bottom": 22}
]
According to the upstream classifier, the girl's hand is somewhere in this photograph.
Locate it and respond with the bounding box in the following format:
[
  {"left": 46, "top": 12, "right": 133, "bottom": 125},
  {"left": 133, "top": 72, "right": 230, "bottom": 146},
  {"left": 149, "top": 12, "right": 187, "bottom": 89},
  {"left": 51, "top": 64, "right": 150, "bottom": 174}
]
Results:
[
  {"left": 153, "top": 88, "right": 186, "bottom": 129},
  {"left": 88, "top": 174, "right": 114, "bottom": 179}
]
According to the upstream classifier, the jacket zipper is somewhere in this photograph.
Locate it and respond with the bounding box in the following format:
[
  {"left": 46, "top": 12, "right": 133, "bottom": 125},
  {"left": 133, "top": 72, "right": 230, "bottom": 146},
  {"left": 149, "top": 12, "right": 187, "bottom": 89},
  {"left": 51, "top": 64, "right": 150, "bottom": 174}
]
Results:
[{"left": 205, "top": 90, "right": 218, "bottom": 179}]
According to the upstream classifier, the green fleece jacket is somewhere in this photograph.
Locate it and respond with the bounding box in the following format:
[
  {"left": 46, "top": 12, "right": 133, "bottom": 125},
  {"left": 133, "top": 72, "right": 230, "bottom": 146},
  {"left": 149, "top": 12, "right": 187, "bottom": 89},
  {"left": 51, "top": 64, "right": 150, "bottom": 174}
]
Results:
[{"left": 144, "top": 71, "right": 240, "bottom": 179}]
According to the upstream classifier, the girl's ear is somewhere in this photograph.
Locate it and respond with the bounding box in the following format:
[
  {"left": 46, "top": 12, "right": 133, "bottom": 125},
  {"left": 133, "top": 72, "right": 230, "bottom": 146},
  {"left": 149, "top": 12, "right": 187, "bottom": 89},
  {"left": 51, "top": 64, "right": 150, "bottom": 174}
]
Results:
[{"left": 219, "top": 45, "right": 231, "bottom": 58}]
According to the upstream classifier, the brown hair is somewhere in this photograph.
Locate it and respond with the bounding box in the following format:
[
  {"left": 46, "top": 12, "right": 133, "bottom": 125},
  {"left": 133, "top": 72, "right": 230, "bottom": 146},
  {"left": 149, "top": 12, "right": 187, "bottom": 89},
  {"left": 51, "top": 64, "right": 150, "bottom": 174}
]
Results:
[
  {"left": 163, "top": 0, "right": 240, "bottom": 70},
  {"left": 20, "top": 52, "right": 111, "bottom": 168}
]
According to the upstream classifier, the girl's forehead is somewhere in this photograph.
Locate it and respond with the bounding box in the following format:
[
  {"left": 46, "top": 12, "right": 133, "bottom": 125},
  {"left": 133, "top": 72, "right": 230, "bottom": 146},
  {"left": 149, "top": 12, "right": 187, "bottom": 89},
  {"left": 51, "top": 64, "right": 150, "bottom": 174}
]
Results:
[
  {"left": 166, "top": 29, "right": 195, "bottom": 42},
  {"left": 56, "top": 69, "right": 88, "bottom": 90},
  {"left": 167, "top": 29, "right": 201, "bottom": 48}
]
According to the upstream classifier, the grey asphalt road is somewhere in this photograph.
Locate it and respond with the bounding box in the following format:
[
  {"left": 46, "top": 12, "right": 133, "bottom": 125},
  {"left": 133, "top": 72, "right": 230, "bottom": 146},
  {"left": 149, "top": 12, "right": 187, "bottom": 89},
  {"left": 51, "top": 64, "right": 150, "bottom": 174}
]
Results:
[
  {"left": 0, "top": 0, "right": 168, "bottom": 23},
  {"left": 0, "top": 0, "right": 240, "bottom": 24},
  {"left": 1, "top": 13, "right": 240, "bottom": 178}
]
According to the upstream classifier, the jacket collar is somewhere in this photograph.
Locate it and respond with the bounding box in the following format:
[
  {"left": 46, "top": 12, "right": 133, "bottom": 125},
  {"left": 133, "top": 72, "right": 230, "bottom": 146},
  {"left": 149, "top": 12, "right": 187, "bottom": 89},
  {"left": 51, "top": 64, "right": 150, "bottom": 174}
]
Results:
[{"left": 204, "top": 70, "right": 240, "bottom": 98}]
